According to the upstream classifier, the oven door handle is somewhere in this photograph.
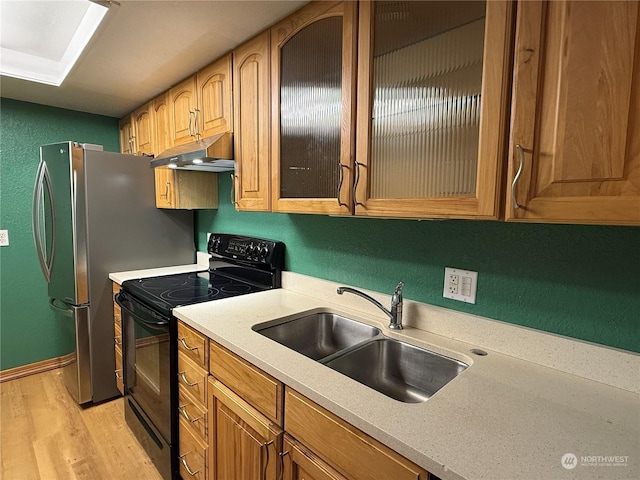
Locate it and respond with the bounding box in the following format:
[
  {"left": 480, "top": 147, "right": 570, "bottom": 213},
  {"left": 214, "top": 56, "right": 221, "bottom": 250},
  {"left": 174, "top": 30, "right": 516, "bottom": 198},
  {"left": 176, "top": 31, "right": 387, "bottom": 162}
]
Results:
[{"left": 115, "top": 291, "right": 170, "bottom": 327}]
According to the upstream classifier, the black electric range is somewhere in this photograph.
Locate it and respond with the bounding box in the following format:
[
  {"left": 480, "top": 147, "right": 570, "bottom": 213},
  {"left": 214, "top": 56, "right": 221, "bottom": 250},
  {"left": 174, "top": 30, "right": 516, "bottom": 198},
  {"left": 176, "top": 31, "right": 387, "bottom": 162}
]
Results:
[{"left": 115, "top": 234, "right": 284, "bottom": 480}]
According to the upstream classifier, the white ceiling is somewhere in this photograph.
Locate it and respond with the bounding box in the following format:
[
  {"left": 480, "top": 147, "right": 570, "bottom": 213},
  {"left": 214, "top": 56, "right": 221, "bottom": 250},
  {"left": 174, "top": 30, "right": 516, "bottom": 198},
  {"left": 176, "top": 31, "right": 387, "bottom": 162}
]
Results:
[{"left": 0, "top": 0, "right": 307, "bottom": 118}]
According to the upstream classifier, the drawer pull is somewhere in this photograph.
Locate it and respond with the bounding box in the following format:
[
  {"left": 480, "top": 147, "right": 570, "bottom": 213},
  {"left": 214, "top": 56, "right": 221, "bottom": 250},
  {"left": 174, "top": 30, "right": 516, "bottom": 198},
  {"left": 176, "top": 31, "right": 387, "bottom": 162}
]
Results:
[
  {"left": 179, "top": 337, "right": 199, "bottom": 351},
  {"left": 178, "top": 404, "right": 202, "bottom": 423},
  {"left": 114, "top": 336, "right": 121, "bottom": 346},
  {"left": 179, "top": 372, "right": 200, "bottom": 387},
  {"left": 179, "top": 453, "right": 200, "bottom": 476},
  {"left": 115, "top": 371, "right": 123, "bottom": 380}
]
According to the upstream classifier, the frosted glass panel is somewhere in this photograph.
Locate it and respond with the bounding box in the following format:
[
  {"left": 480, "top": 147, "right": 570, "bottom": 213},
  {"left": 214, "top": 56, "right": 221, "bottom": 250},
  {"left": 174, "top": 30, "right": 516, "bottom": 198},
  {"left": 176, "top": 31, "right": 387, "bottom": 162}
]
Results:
[
  {"left": 369, "top": 1, "right": 486, "bottom": 198},
  {"left": 280, "top": 17, "right": 342, "bottom": 199}
]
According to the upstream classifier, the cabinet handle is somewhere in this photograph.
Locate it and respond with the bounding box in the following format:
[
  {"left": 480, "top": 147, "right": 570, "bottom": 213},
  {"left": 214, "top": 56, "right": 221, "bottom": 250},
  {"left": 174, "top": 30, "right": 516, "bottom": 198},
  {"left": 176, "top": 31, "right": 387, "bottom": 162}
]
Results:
[
  {"left": 230, "top": 173, "right": 239, "bottom": 206},
  {"left": 336, "top": 162, "right": 348, "bottom": 207},
  {"left": 278, "top": 451, "right": 290, "bottom": 480},
  {"left": 179, "top": 337, "right": 198, "bottom": 352},
  {"left": 353, "top": 161, "right": 365, "bottom": 207},
  {"left": 179, "top": 453, "right": 200, "bottom": 476},
  {"left": 194, "top": 109, "right": 200, "bottom": 137},
  {"left": 178, "top": 371, "right": 199, "bottom": 387},
  {"left": 512, "top": 144, "right": 525, "bottom": 210},
  {"left": 115, "top": 371, "right": 123, "bottom": 380},
  {"left": 178, "top": 404, "right": 202, "bottom": 423},
  {"left": 114, "top": 336, "right": 121, "bottom": 346},
  {"left": 261, "top": 440, "right": 274, "bottom": 480},
  {"left": 160, "top": 181, "right": 170, "bottom": 198},
  {"left": 188, "top": 111, "right": 194, "bottom": 137}
]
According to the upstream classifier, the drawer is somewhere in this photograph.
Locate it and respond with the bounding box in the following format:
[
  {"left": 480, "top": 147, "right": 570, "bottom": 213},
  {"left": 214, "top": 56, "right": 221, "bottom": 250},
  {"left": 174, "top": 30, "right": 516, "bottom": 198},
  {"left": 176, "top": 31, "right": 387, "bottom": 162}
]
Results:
[
  {"left": 285, "top": 388, "right": 428, "bottom": 480},
  {"left": 178, "top": 350, "right": 208, "bottom": 406},
  {"left": 114, "top": 345, "right": 124, "bottom": 395},
  {"left": 179, "top": 385, "right": 208, "bottom": 443},
  {"left": 179, "top": 416, "right": 207, "bottom": 480},
  {"left": 178, "top": 321, "right": 208, "bottom": 368},
  {"left": 209, "top": 341, "right": 283, "bottom": 425},
  {"left": 282, "top": 434, "right": 347, "bottom": 480}
]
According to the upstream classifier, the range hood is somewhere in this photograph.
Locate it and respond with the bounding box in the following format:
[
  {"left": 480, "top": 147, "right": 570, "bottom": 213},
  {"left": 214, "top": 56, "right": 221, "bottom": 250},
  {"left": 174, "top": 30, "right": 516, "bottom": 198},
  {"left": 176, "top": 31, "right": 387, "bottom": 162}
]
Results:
[{"left": 150, "top": 132, "right": 234, "bottom": 172}]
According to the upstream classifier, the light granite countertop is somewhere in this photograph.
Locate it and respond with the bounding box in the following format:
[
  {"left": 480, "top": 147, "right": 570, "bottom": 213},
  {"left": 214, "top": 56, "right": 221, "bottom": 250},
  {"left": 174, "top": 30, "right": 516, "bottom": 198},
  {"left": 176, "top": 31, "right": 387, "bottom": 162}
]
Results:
[{"left": 111, "top": 264, "right": 639, "bottom": 480}]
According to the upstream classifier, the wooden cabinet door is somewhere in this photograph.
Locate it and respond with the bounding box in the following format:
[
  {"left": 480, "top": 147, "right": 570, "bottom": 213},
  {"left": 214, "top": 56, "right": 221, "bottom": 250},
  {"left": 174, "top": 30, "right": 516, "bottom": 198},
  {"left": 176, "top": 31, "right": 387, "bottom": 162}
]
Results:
[
  {"left": 208, "top": 378, "right": 282, "bottom": 480},
  {"left": 155, "top": 166, "right": 175, "bottom": 208},
  {"left": 152, "top": 92, "right": 172, "bottom": 155},
  {"left": 197, "top": 54, "right": 233, "bottom": 139},
  {"left": 132, "top": 103, "right": 153, "bottom": 156},
  {"left": 507, "top": 0, "right": 640, "bottom": 225},
  {"left": 271, "top": 1, "right": 357, "bottom": 214},
  {"left": 233, "top": 31, "right": 271, "bottom": 211},
  {"left": 169, "top": 76, "right": 198, "bottom": 146},
  {"left": 354, "top": 0, "right": 514, "bottom": 220},
  {"left": 119, "top": 116, "right": 134, "bottom": 154},
  {"left": 281, "top": 435, "right": 347, "bottom": 480}
]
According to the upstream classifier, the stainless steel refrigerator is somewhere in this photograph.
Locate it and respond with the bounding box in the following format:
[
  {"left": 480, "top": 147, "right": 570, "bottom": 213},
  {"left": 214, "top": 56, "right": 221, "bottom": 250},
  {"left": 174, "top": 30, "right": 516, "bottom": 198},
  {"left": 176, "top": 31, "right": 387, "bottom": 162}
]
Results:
[{"left": 32, "top": 142, "right": 196, "bottom": 404}]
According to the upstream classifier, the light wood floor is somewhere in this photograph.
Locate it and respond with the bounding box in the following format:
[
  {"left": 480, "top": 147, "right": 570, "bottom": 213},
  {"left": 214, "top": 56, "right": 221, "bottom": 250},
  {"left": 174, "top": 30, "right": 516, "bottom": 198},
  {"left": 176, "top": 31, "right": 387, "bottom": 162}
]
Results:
[{"left": 0, "top": 369, "right": 163, "bottom": 480}]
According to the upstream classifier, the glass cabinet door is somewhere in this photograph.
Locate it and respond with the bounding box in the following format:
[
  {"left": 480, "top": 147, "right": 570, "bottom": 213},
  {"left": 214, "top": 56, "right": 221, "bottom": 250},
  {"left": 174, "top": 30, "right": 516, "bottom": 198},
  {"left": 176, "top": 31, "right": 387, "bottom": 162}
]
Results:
[
  {"left": 355, "top": 0, "right": 514, "bottom": 219},
  {"left": 271, "top": 1, "right": 357, "bottom": 214}
]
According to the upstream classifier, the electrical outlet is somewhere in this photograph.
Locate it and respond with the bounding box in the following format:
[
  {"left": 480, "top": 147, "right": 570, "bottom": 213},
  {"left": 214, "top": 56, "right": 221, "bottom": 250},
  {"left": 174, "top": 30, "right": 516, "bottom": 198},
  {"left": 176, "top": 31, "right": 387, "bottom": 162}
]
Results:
[
  {"left": 447, "top": 273, "right": 459, "bottom": 294},
  {"left": 0, "top": 230, "right": 8, "bottom": 247},
  {"left": 443, "top": 267, "right": 477, "bottom": 304}
]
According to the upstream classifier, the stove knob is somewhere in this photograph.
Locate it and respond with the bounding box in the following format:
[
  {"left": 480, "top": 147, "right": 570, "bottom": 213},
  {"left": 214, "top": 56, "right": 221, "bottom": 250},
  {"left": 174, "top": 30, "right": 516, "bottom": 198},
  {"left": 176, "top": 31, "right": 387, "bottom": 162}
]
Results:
[
  {"left": 247, "top": 243, "right": 256, "bottom": 256},
  {"left": 259, "top": 245, "right": 269, "bottom": 259}
]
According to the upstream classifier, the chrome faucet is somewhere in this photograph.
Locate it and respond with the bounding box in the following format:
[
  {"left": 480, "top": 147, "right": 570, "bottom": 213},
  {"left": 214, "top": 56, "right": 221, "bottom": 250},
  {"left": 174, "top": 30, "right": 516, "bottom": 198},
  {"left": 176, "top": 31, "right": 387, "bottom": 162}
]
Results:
[{"left": 336, "top": 282, "right": 404, "bottom": 330}]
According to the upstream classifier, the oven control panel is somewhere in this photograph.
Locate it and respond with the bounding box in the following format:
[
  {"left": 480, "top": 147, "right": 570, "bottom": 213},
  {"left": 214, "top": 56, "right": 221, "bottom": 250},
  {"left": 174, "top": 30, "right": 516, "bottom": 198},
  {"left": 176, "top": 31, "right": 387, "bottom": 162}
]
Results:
[{"left": 208, "top": 234, "right": 284, "bottom": 268}]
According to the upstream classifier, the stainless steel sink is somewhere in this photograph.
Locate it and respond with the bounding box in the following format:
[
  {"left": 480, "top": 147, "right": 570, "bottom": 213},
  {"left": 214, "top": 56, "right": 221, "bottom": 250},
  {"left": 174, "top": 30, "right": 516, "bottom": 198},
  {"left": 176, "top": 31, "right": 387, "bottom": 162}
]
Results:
[
  {"left": 324, "top": 338, "right": 468, "bottom": 403},
  {"left": 255, "top": 312, "right": 380, "bottom": 361}
]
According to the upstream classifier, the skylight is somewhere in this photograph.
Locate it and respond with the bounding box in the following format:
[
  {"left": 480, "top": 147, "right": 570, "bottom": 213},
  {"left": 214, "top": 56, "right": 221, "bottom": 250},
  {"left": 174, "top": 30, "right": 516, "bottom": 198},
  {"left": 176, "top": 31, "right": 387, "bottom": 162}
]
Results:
[{"left": 0, "top": 0, "right": 108, "bottom": 86}]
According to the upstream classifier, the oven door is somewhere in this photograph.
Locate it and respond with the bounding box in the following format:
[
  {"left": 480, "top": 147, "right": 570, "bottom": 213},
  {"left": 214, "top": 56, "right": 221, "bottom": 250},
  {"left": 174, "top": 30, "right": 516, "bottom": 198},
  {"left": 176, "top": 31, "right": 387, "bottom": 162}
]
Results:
[{"left": 116, "top": 290, "right": 176, "bottom": 480}]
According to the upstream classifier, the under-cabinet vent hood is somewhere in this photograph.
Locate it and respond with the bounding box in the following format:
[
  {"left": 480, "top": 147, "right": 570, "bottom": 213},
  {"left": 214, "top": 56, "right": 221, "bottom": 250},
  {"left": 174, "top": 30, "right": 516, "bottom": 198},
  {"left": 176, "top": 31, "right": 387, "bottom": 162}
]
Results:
[{"left": 150, "top": 132, "right": 234, "bottom": 172}]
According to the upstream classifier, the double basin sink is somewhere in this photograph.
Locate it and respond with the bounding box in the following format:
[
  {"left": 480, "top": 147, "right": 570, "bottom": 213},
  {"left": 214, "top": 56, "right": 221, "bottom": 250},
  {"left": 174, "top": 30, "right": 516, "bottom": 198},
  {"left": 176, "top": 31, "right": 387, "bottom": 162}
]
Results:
[{"left": 253, "top": 311, "right": 468, "bottom": 403}]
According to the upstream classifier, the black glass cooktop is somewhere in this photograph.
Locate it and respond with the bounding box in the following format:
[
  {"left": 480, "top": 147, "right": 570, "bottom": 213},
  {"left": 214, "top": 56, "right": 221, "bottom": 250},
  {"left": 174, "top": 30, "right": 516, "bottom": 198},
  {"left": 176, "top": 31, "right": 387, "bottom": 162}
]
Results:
[{"left": 122, "top": 271, "right": 266, "bottom": 316}]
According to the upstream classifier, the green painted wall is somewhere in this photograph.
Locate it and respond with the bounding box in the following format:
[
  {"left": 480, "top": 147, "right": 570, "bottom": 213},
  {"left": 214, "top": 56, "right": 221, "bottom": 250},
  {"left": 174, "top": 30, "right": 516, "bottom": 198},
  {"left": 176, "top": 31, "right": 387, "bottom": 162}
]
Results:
[
  {"left": 197, "top": 175, "right": 640, "bottom": 353},
  {"left": 0, "top": 98, "right": 119, "bottom": 370},
  {"left": 1, "top": 98, "right": 638, "bottom": 372}
]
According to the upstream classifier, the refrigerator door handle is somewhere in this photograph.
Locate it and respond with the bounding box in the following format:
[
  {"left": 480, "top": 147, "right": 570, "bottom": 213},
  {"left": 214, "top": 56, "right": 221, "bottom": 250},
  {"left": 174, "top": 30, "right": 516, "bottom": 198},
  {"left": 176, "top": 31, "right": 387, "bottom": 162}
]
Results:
[
  {"left": 48, "top": 298, "right": 74, "bottom": 317},
  {"left": 32, "top": 160, "right": 56, "bottom": 283}
]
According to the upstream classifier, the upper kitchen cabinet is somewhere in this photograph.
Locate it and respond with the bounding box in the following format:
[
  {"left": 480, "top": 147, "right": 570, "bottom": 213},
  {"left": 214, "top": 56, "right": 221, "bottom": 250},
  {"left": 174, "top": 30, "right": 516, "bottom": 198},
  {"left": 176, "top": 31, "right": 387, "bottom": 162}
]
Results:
[
  {"left": 354, "top": 0, "right": 515, "bottom": 219},
  {"left": 169, "top": 55, "right": 233, "bottom": 147},
  {"left": 271, "top": 1, "right": 357, "bottom": 214},
  {"left": 196, "top": 53, "right": 233, "bottom": 139},
  {"left": 152, "top": 92, "right": 172, "bottom": 155},
  {"left": 169, "top": 75, "right": 198, "bottom": 146},
  {"left": 507, "top": 0, "right": 640, "bottom": 225},
  {"left": 131, "top": 103, "right": 154, "bottom": 156},
  {"left": 119, "top": 115, "right": 134, "bottom": 155},
  {"left": 233, "top": 31, "right": 271, "bottom": 211}
]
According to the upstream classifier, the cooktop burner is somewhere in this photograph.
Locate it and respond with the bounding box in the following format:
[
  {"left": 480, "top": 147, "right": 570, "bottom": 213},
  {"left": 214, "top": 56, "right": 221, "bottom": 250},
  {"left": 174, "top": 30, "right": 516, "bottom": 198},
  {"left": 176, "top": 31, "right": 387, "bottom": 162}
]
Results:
[{"left": 123, "top": 271, "right": 265, "bottom": 316}]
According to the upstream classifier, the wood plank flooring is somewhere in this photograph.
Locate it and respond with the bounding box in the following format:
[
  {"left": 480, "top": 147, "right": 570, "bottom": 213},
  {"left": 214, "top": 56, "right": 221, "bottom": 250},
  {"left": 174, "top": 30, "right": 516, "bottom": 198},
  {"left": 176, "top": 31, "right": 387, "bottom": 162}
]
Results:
[{"left": 0, "top": 369, "right": 162, "bottom": 480}]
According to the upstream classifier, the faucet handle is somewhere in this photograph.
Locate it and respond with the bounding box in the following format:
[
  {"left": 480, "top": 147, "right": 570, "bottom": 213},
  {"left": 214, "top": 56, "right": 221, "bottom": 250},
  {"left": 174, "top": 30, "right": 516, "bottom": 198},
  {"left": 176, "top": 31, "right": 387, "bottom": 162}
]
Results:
[{"left": 394, "top": 282, "right": 404, "bottom": 296}]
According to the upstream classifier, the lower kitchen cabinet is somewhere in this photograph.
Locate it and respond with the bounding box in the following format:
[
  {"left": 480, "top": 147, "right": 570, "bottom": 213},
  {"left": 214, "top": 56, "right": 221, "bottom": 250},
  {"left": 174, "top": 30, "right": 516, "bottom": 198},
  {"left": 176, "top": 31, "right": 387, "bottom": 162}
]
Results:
[
  {"left": 281, "top": 434, "right": 347, "bottom": 480},
  {"left": 177, "top": 321, "right": 210, "bottom": 479},
  {"left": 285, "top": 388, "right": 428, "bottom": 480},
  {"left": 112, "top": 282, "right": 124, "bottom": 395},
  {"left": 154, "top": 166, "right": 218, "bottom": 209},
  {"left": 177, "top": 322, "right": 432, "bottom": 480},
  {"left": 208, "top": 378, "right": 283, "bottom": 480}
]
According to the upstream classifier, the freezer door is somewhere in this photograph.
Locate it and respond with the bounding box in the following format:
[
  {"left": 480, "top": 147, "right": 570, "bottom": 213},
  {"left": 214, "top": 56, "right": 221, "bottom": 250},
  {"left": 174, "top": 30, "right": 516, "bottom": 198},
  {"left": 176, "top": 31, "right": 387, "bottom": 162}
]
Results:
[
  {"left": 33, "top": 142, "right": 88, "bottom": 305},
  {"left": 49, "top": 300, "right": 92, "bottom": 404}
]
